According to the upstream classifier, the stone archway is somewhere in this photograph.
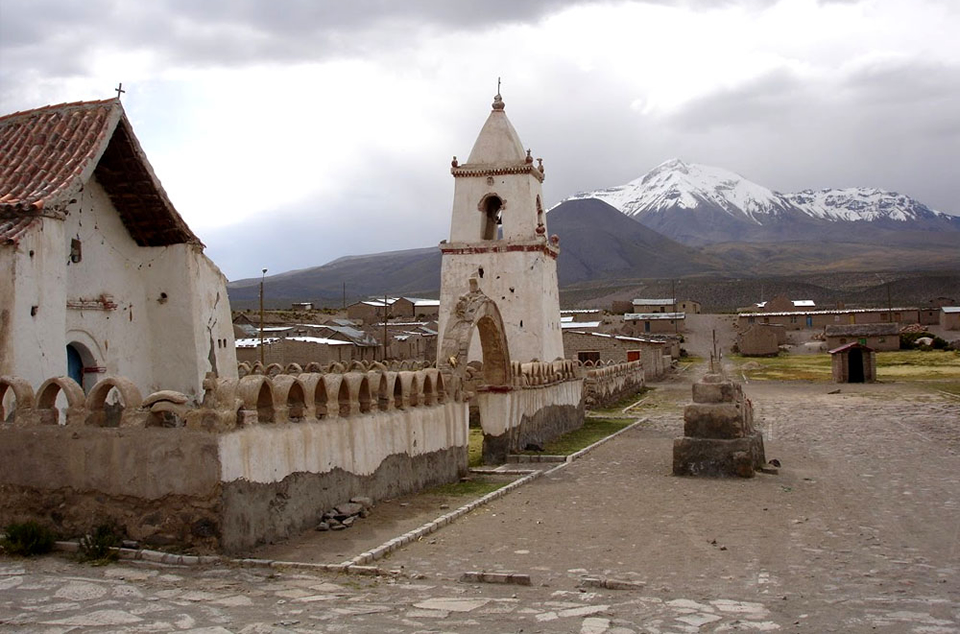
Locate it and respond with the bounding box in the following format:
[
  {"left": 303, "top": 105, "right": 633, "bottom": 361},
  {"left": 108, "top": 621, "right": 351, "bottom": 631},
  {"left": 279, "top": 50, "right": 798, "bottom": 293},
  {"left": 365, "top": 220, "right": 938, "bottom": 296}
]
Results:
[{"left": 438, "top": 283, "right": 511, "bottom": 387}]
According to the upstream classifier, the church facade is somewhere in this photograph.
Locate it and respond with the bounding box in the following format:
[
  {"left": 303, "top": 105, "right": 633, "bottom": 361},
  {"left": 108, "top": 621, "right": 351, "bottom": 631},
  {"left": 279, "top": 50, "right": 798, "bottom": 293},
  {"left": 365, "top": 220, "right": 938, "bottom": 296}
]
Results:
[{"left": 0, "top": 99, "right": 237, "bottom": 400}]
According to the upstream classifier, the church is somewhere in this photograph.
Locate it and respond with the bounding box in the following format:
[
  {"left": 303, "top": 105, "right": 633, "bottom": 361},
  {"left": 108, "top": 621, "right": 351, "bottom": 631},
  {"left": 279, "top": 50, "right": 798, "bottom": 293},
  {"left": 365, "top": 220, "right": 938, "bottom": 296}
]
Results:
[{"left": 0, "top": 98, "right": 237, "bottom": 400}]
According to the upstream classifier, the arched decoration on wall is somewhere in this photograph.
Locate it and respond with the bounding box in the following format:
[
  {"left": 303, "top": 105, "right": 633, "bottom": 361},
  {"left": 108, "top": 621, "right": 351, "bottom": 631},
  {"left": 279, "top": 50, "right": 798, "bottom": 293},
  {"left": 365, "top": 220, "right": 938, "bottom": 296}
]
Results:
[
  {"left": 314, "top": 379, "right": 328, "bottom": 419},
  {"left": 0, "top": 376, "right": 35, "bottom": 424},
  {"left": 421, "top": 373, "right": 435, "bottom": 406},
  {"left": 286, "top": 381, "right": 306, "bottom": 421},
  {"left": 477, "top": 193, "right": 504, "bottom": 241},
  {"left": 338, "top": 379, "right": 351, "bottom": 417},
  {"left": 85, "top": 377, "right": 143, "bottom": 427},
  {"left": 438, "top": 286, "right": 512, "bottom": 387},
  {"left": 393, "top": 374, "right": 404, "bottom": 409},
  {"left": 36, "top": 377, "right": 86, "bottom": 425},
  {"left": 377, "top": 373, "right": 392, "bottom": 411},
  {"left": 357, "top": 376, "right": 372, "bottom": 414}
]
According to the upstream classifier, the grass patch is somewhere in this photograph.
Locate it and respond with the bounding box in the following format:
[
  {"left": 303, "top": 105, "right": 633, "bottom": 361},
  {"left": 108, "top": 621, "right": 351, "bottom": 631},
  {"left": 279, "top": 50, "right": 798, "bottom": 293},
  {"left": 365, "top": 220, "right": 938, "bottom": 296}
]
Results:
[
  {"left": 588, "top": 387, "right": 652, "bottom": 416},
  {"left": 735, "top": 350, "right": 960, "bottom": 382},
  {"left": 520, "top": 417, "right": 632, "bottom": 456},
  {"left": 679, "top": 355, "right": 702, "bottom": 365},
  {"left": 1, "top": 521, "right": 55, "bottom": 556},
  {"left": 734, "top": 354, "right": 832, "bottom": 382},
  {"left": 468, "top": 427, "right": 484, "bottom": 468},
  {"left": 429, "top": 476, "right": 507, "bottom": 497},
  {"left": 876, "top": 350, "right": 960, "bottom": 381}
]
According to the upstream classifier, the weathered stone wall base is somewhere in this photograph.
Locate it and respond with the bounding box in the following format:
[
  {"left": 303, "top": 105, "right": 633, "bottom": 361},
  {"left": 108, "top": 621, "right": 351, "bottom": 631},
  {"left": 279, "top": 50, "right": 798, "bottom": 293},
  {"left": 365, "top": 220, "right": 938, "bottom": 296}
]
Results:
[
  {"left": 220, "top": 446, "right": 466, "bottom": 553},
  {"left": 0, "top": 484, "right": 221, "bottom": 552},
  {"left": 672, "top": 432, "right": 766, "bottom": 478},
  {"left": 483, "top": 402, "right": 584, "bottom": 464}
]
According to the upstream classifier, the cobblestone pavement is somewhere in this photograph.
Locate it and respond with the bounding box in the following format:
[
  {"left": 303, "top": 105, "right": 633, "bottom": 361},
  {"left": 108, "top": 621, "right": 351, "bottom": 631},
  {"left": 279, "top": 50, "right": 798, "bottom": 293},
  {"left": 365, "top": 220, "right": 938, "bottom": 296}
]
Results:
[{"left": 2, "top": 369, "right": 958, "bottom": 633}]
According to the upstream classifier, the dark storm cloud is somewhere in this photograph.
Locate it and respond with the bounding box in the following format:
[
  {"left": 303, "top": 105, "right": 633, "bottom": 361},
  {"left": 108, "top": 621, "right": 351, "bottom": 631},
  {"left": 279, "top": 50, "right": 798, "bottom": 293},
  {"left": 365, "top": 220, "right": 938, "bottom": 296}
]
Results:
[{"left": 657, "top": 59, "right": 960, "bottom": 212}]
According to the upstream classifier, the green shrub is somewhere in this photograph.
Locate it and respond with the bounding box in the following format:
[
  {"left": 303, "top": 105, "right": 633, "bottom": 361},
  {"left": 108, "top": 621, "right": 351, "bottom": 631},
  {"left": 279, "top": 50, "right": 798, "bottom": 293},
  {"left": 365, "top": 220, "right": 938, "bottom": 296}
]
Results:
[
  {"left": 901, "top": 332, "right": 950, "bottom": 350},
  {"left": 1, "top": 521, "right": 56, "bottom": 556},
  {"left": 78, "top": 524, "right": 121, "bottom": 563}
]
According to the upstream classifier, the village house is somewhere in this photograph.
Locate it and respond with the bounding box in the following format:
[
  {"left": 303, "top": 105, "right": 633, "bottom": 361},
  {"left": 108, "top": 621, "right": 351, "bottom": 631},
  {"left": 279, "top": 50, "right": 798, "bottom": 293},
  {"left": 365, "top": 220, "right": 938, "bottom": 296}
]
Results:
[
  {"left": 736, "top": 323, "right": 786, "bottom": 356},
  {"left": 624, "top": 312, "right": 685, "bottom": 334},
  {"left": 824, "top": 323, "right": 900, "bottom": 351},
  {"left": 562, "top": 330, "right": 672, "bottom": 379},
  {"left": 0, "top": 99, "right": 236, "bottom": 399},
  {"left": 939, "top": 306, "right": 960, "bottom": 330},
  {"left": 560, "top": 308, "right": 603, "bottom": 322},
  {"left": 677, "top": 299, "right": 701, "bottom": 314},
  {"left": 738, "top": 306, "right": 921, "bottom": 331},
  {"left": 346, "top": 297, "right": 440, "bottom": 324},
  {"left": 630, "top": 298, "right": 677, "bottom": 313}
]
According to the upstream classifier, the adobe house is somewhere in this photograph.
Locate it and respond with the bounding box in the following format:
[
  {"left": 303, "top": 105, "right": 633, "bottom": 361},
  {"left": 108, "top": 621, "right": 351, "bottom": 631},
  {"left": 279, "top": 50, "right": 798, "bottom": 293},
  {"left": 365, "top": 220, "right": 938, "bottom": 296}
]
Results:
[
  {"left": 0, "top": 99, "right": 236, "bottom": 399},
  {"left": 623, "top": 312, "right": 685, "bottom": 334},
  {"left": 830, "top": 342, "right": 877, "bottom": 383},
  {"left": 631, "top": 298, "right": 676, "bottom": 313},
  {"left": 824, "top": 323, "right": 899, "bottom": 352},
  {"left": 562, "top": 330, "right": 670, "bottom": 379},
  {"left": 737, "top": 324, "right": 783, "bottom": 357},
  {"left": 942, "top": 307, "right": 960, "bottom": 331},
  {"left": 677, "top": 299, "right": 701, "bottom": 314}
]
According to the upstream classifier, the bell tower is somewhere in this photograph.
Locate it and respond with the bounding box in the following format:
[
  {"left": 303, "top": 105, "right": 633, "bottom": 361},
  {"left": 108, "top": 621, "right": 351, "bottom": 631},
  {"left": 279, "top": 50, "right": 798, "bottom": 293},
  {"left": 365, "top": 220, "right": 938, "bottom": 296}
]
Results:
[{"left": 437, "top": 92, "right": 564, "bottom": 364}]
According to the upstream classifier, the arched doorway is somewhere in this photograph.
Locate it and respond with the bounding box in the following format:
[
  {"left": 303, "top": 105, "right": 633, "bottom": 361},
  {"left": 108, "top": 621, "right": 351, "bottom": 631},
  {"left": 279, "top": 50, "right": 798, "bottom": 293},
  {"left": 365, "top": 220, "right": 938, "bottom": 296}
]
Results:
[
  {"left": 438, "top": 287, "right": 511, "bottom": 387},
  {"left": 66, "top": 341, "right": 97, "bottom": 393}
]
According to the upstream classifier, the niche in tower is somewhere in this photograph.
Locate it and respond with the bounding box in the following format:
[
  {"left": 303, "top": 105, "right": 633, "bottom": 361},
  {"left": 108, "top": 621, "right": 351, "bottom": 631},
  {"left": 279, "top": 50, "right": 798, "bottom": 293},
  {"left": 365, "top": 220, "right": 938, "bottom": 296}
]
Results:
[{"left": 479, "top": 194, "right": 504, "bottom": 240}]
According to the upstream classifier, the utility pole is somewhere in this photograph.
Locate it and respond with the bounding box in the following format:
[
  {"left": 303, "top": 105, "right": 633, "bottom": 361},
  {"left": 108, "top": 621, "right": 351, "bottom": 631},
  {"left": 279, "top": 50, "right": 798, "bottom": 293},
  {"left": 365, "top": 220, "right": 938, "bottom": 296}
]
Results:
[
  {"left": 383, "top": 293, "right": 389, "bottom": 362},
  {"left": 259, "top": 268, "right": 267, "bottom": 367},
  {"left": 672, "top": 279, "right": 678, "bottom": 335}
]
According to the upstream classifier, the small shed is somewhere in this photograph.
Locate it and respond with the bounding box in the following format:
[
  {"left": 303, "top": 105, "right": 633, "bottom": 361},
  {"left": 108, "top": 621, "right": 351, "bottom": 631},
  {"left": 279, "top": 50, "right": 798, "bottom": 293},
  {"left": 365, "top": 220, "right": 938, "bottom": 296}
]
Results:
[
  {"left": 829, "top": 342, "right": 876, "bottom": 383},
  {"left": 737, "top": 324, "right": 781, "bottom": 356}
]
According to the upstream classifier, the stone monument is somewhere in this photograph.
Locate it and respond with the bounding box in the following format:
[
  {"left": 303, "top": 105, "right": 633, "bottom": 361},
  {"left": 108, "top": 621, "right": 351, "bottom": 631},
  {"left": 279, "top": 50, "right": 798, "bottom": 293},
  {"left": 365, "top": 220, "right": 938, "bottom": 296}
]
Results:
[{"left": 673, "top": 372, "right": 766, "bottom": 478}]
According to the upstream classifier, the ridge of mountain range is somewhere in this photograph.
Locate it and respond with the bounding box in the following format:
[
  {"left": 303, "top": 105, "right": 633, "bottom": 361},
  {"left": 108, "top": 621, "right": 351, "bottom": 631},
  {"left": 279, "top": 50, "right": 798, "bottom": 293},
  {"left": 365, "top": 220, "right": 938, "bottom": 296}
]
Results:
[{"left": 227, "top": 160, "right": 960, "bottom": 306}]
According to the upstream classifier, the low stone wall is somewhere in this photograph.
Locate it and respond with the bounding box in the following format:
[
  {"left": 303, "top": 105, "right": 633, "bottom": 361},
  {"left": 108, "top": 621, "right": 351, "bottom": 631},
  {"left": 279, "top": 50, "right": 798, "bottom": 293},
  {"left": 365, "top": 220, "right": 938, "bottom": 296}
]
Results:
[
  {"left": 581, "top": 360, "right": 644, "bottom": 408},
  {"left": 476, "top": 379, "right": 584, "bottom": 463},
  {"left": 0, "top": 363, "right": 467, "bottom": 553}
]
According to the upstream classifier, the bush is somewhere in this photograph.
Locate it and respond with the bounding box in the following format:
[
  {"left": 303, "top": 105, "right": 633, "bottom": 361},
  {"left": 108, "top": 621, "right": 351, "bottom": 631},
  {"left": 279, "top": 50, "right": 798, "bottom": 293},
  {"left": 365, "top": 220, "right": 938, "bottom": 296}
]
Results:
[
  {"left": 901, "top": 332, "right": 949, "bottom": 350},
  {"left": 1, "top": 521, "right": 56, "bottom": 556},
  {"left": 78, "top": 524, "right": 121, "bottom": 563}
]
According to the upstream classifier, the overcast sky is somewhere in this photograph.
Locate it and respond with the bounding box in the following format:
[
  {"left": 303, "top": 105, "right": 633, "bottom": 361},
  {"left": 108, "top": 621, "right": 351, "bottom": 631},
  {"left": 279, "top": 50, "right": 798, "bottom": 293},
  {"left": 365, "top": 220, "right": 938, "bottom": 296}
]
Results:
[{"left": 2, "top": 0, "right": 958, "bottom": 281}]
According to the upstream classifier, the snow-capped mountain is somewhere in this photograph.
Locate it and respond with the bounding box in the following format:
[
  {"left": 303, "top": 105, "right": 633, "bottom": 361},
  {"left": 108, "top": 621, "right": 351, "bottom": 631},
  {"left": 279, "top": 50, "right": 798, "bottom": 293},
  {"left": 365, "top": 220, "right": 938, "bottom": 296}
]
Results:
[{"left": 562, "top": 159, "right": 959, "bottom": 246}]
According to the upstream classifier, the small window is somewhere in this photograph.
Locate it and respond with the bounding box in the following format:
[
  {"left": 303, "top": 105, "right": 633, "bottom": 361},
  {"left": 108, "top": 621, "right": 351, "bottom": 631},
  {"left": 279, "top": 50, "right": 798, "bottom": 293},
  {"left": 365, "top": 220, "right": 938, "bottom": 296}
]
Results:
[
  {"left": 840, "top": 338, "right": 847, "bottom": 344},
  {"left": 577, "top": 351, "right": 600, "bottom": 363},
  {"left": 70, "top": 239, "right": 82, "bottom": 263}
]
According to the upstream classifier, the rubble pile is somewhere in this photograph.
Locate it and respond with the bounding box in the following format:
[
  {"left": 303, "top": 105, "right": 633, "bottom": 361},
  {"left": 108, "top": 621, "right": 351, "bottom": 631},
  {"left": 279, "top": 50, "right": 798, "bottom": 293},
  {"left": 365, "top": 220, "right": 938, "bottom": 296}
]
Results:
[{"left": 316, "top": 497, "right": 373, "bottom": 532}]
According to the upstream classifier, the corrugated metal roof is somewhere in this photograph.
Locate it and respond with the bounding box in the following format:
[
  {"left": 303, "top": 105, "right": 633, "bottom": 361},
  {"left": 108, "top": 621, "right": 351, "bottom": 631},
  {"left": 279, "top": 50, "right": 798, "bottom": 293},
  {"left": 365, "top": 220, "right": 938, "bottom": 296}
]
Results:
[
  {"left": 632, "top": 298, "right": 675, "bottom": 306},
  {"left": 942, "top": 307, "right": 960, "bottom": 314},
  {"left": 624, "top": 312, "right": 685, "bottom": 320},
  {"left": 564, "top": 330, "right": 667, "bottom": 344},
  {"left": 561, "top": 320, "right": 600, "bottom": 329},
  {"left": 741, "top": 307, "right": 919, "bottom": 318},
  {"left": 829, "top": 342, "right": 874, "bottom": 354}
]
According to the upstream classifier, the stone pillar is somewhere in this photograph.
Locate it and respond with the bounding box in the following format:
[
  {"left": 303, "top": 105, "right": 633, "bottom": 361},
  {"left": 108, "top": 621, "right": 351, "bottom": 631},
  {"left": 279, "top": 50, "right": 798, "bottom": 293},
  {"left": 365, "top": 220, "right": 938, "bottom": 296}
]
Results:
[{"left": 673, "top": 373, "right": 765, "bottom": 478}]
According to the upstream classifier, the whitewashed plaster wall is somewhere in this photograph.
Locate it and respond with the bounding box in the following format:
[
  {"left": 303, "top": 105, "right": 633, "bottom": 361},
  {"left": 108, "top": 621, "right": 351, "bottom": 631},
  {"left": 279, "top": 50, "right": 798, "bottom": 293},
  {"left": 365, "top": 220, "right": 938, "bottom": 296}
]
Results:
[
  {"left": 474, "top": 379, "right": 583, "bottom": 437},
  {"left": 1, "top": 217, "right": 68, "bottom": 389},
  {"left": 3, "top": 176, "right": 236, "bottom": 399},
  {"left": 438, "top": 248, "right": 564, "bottom": 364},
  {"left": 218, "top": 400, "right": 468, "bottom": 485}
]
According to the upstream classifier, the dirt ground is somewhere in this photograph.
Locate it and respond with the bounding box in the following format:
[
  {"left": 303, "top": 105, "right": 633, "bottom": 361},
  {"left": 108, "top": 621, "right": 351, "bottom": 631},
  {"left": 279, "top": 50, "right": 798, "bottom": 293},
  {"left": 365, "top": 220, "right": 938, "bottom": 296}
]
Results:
[{"left": 2, "top": 362, "right": 959, "bottom": 632}]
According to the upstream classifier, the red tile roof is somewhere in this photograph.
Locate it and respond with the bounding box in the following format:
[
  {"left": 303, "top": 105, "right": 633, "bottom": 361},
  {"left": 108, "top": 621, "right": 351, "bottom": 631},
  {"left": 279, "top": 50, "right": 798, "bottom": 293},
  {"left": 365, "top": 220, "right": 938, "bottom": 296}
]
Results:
[{"left": 0, "top": 99, "right": 199, "bottom": 246}]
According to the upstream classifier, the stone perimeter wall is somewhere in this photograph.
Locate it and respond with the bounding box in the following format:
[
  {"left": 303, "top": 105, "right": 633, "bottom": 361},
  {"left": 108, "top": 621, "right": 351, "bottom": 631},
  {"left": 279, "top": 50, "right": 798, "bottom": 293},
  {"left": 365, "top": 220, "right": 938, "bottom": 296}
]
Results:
[
  {"left": 582, "top": 360, "right": 644, "bottom": 409},
  {"left": 0, "top": 357, "right": 646, "bottom": 552}
]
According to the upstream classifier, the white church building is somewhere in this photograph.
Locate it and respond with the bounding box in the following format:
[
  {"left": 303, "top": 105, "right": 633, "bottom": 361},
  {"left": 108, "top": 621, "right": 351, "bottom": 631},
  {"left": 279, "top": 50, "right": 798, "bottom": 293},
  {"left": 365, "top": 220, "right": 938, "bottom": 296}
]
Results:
[
  {"left": 437, "top": 92, "right": 564, "bottom": 365},
  {"left": 0, "top": 98, "right": 237, "bottom": 400}
]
